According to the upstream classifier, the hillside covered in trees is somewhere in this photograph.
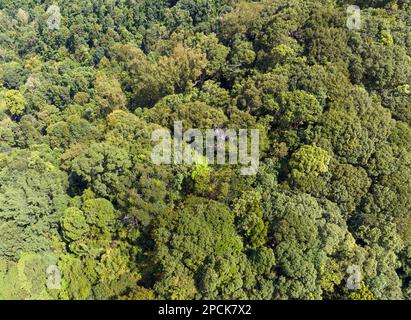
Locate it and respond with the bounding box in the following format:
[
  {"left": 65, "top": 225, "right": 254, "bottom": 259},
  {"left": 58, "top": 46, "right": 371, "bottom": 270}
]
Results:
[{"left": 0, "top": 0, "right": 410, "bottom": 300}]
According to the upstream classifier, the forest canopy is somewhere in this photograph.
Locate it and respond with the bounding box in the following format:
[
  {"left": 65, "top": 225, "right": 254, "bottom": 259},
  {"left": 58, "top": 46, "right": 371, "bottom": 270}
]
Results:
[{"left": 0, "top": 0, "right": 410, "bottom": 300}]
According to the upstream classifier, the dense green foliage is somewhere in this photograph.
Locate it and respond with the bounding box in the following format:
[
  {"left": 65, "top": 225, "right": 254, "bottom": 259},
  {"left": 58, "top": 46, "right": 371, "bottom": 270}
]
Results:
[{"left": 0, "top": 0, "right": 410, "bottom": 300}]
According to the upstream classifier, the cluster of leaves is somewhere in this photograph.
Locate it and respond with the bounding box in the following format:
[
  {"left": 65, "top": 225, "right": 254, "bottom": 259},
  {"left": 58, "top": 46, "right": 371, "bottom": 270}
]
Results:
[{"left": 0, "top": 0, "right": 410, "bottom": 300}]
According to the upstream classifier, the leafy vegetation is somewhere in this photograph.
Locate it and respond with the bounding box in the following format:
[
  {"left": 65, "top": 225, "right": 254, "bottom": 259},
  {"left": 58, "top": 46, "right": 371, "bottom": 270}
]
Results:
[{"left": 0, "top": 0, "right": 410, "bottom": 300}]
